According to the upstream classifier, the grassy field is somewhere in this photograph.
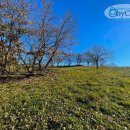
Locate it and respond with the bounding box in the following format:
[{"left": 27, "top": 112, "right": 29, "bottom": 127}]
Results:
[{"left": 0, "top": 67, "right": 130, "bottom": 130}]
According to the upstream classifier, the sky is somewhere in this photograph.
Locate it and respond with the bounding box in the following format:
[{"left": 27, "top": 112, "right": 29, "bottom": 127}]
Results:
[{"left": 51, "top": 0, "right": 130, "bottom": 66}]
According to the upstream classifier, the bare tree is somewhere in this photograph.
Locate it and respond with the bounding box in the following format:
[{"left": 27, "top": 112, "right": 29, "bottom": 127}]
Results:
[
  {"left": 86, "top": 45, "right": 112, "bottom": 69},
  {"left": 44, "top": 13, "right": 75, "bottom": 69},
  {"left": 63, "top": 52, "right": 75, "bottom": 66},
  {"left": 52, "top": 51, "right": 64, "bottom": 67},
  {"left": 27, "top": 0, "right": 75, "bottom": 70},
  {"left": 83, "top": 52, "right": 92, "bottom": 66},
  {"left": 74, "top": 53, "right": 84, "bottom": 66},
  {"left": 35, "top": 0, "right": 54, "bottom": 70}
]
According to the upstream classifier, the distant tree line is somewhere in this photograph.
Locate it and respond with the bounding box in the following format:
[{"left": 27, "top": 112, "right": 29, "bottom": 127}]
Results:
[
  {"left": 51, "top": 44, "right": 112, "bottom": 69},
  {"left": 0, "top": 0, "right": 112, "bottom": 75}
]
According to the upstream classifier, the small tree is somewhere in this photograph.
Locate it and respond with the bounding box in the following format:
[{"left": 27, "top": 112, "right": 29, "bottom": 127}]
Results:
[
  {"left": 64, "top": 52, "right": 75, "bottom": 67},
  {"left": 74, "top": 53, "right": 84, "bottom": 66},
  {"left": 86, "top": 45, "right": 112, "bottom": 69},
  {"left": 53, "top": 51, "right": 64, "bottom": 67},
  {"left": 83, "top": 52, "right": 91, "bottom": 66}
]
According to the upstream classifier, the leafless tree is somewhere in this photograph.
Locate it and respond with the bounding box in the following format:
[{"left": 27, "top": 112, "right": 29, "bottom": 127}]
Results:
[
  {"left": 74, "top": 53, "right": 84, "bottom": 66},
  {"left": 82, "top": 52, "right": 91, "bottom": 66},
  {"left": 44, "top": 13, "right": 75, "bottom": 69},
  {"left": 63, "top": 52, "right": 75, "bottom": 66},
  {"left": 27, "top": 0, "right": 75, "bottom": 70},
  {"left": 86, "top": 45, "right": 112, "bottom": 69}
]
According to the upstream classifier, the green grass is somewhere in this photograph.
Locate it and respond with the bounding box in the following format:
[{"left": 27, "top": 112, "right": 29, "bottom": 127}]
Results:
[{"left": 0, "top": 67, "right": 130, "bottom": 130}]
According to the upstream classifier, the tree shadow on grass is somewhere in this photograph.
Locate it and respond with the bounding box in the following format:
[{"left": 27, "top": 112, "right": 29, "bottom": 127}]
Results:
[{"left": 0, "top": 70, "right": 53, "bottom": 84}]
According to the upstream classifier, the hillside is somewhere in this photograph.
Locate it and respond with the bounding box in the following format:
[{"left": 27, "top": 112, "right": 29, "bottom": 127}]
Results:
[{"left": 0, "top": 67, "right": 130, "bottom": 130}]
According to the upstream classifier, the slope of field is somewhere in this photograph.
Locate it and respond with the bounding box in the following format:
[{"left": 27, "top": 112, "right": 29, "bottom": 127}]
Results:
[{"left": 0, "top": 67, "right": 130, "bottom": 130}]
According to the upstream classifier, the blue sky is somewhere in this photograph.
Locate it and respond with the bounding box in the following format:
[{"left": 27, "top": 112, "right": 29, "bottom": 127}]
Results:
[{"left": 52, "top": 0, "right": 130, "bottom": 66}]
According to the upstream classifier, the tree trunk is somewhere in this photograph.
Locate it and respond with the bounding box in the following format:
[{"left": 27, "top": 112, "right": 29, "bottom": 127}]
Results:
[
  {"left": 96, "top": 62, "right": 99, "bottom": 69},
  {"left": 68, "top": 62, "right": 71, "bottom": 67},
  {"left": 38, "top": 54, "right": 44, "bottom": 70},
  {"left": 87, "top": 62, "right": 89, "bottom": 66},
  {"left": 57, "top": 63, "right": 59, "bottom": 67},
  {"left": 38, "top": 59, "right": 42, "bottom": 70},
  {"left": 44, "top": 56, "right": 53, "bottom": 69},
  {"left": 30, "top": 56, "right": 37, "bottom": 73},
  {"left": 44, "top": 50, "right": 57, "bottom": 69}
]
